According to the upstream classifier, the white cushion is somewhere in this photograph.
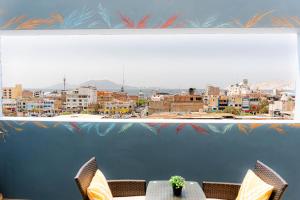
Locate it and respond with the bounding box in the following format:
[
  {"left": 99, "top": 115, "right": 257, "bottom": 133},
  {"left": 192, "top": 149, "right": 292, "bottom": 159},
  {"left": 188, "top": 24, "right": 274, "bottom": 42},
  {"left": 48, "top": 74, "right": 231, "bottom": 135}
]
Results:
[{"left": 113, "top": 196, "right": 145, "bottom": 200}]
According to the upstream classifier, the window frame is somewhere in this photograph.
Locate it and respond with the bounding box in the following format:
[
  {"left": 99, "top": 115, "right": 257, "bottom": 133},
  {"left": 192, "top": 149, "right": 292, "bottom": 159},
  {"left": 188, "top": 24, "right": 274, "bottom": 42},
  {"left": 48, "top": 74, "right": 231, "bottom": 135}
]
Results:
[{"left": 0, "top": 28, "right": 299, "bottom": 123}]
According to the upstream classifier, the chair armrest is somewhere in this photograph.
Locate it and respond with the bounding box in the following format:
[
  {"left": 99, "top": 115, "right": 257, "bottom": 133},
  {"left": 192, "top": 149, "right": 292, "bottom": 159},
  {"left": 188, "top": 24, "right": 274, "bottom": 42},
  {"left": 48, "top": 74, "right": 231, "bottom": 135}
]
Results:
[
  {"left": 202, "top": 181, "right": 241, "bottom": 200},
  {"left": 108, "top": 180, "right": 146, "bottom": 197}
]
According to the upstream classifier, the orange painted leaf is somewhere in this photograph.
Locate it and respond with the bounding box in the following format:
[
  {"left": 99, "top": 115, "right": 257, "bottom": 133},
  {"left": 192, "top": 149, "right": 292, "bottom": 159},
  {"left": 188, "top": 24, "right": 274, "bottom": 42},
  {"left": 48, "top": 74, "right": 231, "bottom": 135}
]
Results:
[
  {"left": 269, "top": 124, "right": 287, "bottom": 134},
  {"left": 237, "top": 124, "right": 250, "bottom": 134},
  {"left": 16, "top": 13, "right": 63, "bottom": 29},
  {"left": 1, "top": 15, "right": 26, "bottom": 29},
  {"left": 137, "top": 15, "right": 150, "bottom": 28},
  {"left": 160, "top": 15, "right": 178, "bottom": 28}
]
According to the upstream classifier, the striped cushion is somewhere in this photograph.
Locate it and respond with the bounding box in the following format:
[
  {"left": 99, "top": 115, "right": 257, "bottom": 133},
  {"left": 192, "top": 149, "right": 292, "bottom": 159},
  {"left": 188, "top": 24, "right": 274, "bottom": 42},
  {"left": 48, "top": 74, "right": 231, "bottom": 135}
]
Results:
[
  {"left": 236, "top": 169, "right": 273, "bottom": 200},
  {"left": 87, "top": 169, "right": 113, "bottom": 200}
]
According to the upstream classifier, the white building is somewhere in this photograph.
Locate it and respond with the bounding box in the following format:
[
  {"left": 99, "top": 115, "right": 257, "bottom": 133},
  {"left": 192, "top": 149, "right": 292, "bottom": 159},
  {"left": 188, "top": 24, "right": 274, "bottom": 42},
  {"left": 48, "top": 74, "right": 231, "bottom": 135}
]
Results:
[
  {"left": 150, "top": 92, "right": 171, "bottom": 101},
  {"left": 65, "top": 86, "right": 97, "bottom": 111},
  {"left": 227, "top": 79, "right": 251, "bottom": 96},
  {"left": 269, "top": 93, "right": 295, "bottom": 118},
  {"left": 33, "top": 90, "right": 44, "bottom": 98}
]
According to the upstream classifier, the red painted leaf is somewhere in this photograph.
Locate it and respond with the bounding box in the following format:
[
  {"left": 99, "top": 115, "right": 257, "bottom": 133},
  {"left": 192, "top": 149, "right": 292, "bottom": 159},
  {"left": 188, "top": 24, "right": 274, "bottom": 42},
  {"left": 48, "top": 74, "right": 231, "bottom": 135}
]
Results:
[
  {"left": 70, "top": 122, "right": 81, "bottom": 132},
  {"left": 190, "top": 124, "right": 208, "bottom": 135},
  {"left": 176, "top": 123, "right": 186, "bottom": 134},
  {"left": 157, "top": 123, "right": 171, "bottom": 133},
  {"left": 137, "top": 15, "right": 150, "bottom": 28},
  {"left": 146, "top": 123, "right": 158, "bottom": 127},
  {"left": 160, "top": 15, "right": 178, "bottom": 28},
  {"left": 119, "top": 13, "right": 135, "bottom": 28}
]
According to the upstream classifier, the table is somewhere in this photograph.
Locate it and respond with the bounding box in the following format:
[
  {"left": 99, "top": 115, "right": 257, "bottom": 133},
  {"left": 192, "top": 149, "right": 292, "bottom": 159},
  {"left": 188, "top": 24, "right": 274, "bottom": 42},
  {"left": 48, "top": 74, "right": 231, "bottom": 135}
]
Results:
[{"left": 146, "top": 181, "right": 206, "bottom": 200}]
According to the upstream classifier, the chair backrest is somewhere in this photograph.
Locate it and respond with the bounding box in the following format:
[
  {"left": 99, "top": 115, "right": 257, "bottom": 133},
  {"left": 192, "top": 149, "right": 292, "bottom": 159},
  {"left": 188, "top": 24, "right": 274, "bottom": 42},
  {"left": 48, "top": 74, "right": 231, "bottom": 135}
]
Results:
[
  {"left": 74, "top": 157, "right": 98, "bottom": 200},
  {"left": 253, "top": 160, "right": 288, "bottom": 200}
]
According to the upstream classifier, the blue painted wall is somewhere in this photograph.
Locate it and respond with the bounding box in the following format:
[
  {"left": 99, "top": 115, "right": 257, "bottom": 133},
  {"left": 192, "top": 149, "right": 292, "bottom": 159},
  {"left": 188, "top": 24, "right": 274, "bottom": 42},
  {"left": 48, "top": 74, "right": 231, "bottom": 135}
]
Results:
[
  {"left": 1, "top": 0, "right": 300, "bottom": 29},
  {"left": 0, "top": 121, "right": 299, "bottom": 199}
]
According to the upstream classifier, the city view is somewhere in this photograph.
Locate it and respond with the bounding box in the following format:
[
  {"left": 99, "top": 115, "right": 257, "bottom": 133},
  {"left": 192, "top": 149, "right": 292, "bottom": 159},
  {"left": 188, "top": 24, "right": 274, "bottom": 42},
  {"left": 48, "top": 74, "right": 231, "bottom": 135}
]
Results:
[
  {"left": 1, "top": 78, "right": 296, "bottom": 119},
  {"left": 1, "top": 34, "right": 297, "bottom": 119}
]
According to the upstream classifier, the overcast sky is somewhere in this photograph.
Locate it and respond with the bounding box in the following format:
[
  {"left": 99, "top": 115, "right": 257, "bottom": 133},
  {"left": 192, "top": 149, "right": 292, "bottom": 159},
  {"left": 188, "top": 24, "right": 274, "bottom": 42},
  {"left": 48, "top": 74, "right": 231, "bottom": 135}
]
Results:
[{"left": 1, "top": 33, "right": 298, "bottom": 89}]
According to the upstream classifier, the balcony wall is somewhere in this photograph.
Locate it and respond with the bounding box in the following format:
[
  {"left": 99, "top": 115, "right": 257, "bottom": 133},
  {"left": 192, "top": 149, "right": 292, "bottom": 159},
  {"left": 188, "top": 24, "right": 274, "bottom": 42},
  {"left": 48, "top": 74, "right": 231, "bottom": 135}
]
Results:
[
  {"left": 1, "top": 0, "right": 300, "bottom": 29},
  {"left": 0, "top": 120, "right": 299, "bottom": 200}
]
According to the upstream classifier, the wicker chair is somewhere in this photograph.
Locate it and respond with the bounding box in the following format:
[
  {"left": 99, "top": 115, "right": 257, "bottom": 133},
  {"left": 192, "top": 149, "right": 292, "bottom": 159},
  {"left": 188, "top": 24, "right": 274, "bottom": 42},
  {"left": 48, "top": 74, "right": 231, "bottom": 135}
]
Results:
[
  {"left": 74, "top": 157, "right": 146, "bottom": 200},
  {"left": 202, "top": 160, "right": 288, "bottom": 200}
]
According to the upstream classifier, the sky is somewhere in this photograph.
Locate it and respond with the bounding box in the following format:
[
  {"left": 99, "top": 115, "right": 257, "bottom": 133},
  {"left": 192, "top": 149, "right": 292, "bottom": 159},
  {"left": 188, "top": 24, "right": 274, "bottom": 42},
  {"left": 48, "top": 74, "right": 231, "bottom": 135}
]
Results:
[{"left": 1, "top": 33, "right": 298, "bottom": 89}]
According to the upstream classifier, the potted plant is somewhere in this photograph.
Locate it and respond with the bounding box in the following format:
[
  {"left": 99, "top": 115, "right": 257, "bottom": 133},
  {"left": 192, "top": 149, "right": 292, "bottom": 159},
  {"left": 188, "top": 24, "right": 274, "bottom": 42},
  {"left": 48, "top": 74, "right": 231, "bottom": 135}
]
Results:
[{"left": 169, "top": 175, "right": 185, "bottom": 196}]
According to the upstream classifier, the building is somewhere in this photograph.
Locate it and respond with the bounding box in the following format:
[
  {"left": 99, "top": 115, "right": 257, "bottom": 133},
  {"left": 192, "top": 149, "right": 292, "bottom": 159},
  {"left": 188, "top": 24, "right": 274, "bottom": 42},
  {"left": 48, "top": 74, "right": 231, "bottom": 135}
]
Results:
[
  {"left": 33, "top": 90, "right": 44, "bottom": 98},
  {"left": 2, "top": 99, "right": 17, "bottom": 115},
  {"left": 103, "top": 100, "right": 135, "bottom": 115},
  {"left": 65, "top": 86, "right": 97, "bottom": 111},
  {"left": 218, "top": 96, "right": 228, "bottom": 111},
  {"left": 227, "top": 79, "right": 251, "bottom": 96},
  {"left": 2, "top": 84, "right": 23, "bottom": 99},
  {"left": 228, "top": 96, "right": 242, "bottom": 108},
  {"left": 112, "top": 92, "right": 128, "bottom": 102},
  {"left": 22, "top": 90, "right": 33, "bottom": 98},
  {"left": 206, "top": 85, "right": 220, "bottom": 96},
  {"left": 242, "top": 97, "right": 250, "bottom": 112},
  {"left": 148, "top": 90, "right": 204, "bottom": 114},
  {"left": 206, "top": 95, "right": 219, "bottom": 112},
  {"left": 269, "top": 93, "right": 295, "bottom": 118}
]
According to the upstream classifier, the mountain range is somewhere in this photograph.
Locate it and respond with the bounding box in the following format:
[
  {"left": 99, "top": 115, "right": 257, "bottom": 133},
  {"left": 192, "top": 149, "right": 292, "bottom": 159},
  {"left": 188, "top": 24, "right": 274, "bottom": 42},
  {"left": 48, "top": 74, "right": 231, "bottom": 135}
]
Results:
[
  {"left": 250, "top": 80, "right": 295, "bottom": 91},
  {"left": 44, "top": 80, "right": 138, "bottom": 91},
  {"left": 44, "top": 79, "right": 296, "bottom": 91}
]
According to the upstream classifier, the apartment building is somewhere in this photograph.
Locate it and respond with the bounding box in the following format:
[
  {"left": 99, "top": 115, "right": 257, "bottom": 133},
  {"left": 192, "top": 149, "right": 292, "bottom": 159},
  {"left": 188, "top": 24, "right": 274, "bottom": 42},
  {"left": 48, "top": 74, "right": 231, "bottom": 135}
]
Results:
[
  {"left": 103, "top": 100, "right": 135, "bottom": 114},
  {"left": 2, "top": 84, "right": 23, "bottom": 99},
  {"left": 65, "top": 86, "right": 97, "bottom": 111},
  {"left": 227, "top": 79, "right": 251, "bottom": 96},
  {"left": 148, "top": 90, "right": 204, "bottom": 114}
]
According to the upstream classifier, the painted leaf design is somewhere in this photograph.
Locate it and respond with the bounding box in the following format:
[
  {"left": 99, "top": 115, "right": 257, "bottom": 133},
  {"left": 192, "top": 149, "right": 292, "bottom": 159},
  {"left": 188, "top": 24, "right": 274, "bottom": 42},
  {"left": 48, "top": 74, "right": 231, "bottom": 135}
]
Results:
[
  {"left": 157, "top": 123, "right": 171, "bottom": 133},
  {"left": 118, "top": 123, "right": 134, "bottom": 134},
  {"left": 269, "top": 124, "right": 287, "bottom": 134},
  {"left": 237, "top": 124, "right": 250, "bottom": 134},
  {"left": 119, "top": 13, "right": 135, "bottom": 28},
  {"left": 17, "top": 13, "right": 63, "bottom": 29},
  {"left": 97, "top": 2, "right": 112, "bottom": 28},
  {"left": 137, "top": 15, "right": 150, "bottom": 28},
  {"left": 207, "top": 124, "right": 221, "bottom": 133},
  {"left": 190, "top": 124, "right": 208, "bottom": 135},
  {"left": 287, "top": 124, "right": 300, "bottom": 128},
  {"left": 160, "top": 15, "right": 178, "bottom": 28},
  {"left": 249, "top": 123, "right": 264, "bottom": 129},
  {"left": 1, "top": 15, "right": 26, "bottom": 29},
  {"left": 140, "top": 123, "right": 157, "bottom": 134},
  {"left": 70, "top": 122, "right": 81, "bottom": 132},
  {"left": 63, "top": 124, "right": 76, "bottom": 132},
  {"left": 33, "top": 121, "right": 48, "bottom": 129},
  {"left": 53, "top": 122, "right": 62, "bottom": 128},
  {"left": 176, "top": 124, "right": 186, "bottom": 134},
  {"left": 243, "top": 10, "right": 274, "bottom": 28},
  {"left": 0, "top": 129, "right": 7, "bottom": 142},
  {"left": 222, "top": 124, "right": 234, "bottom": 134},
  {"left": 146, "top": 123, "right": 159, "bottom": 127},
  {"left": 101, "top": 123, "right": 116, "bottom": 136}
]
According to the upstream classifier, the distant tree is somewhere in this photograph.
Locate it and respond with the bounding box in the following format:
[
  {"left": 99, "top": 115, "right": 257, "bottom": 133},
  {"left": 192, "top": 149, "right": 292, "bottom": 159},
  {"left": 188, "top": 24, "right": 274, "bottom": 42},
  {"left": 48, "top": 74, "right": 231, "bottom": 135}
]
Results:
[
  {"left": 223, "top": 106, "right": 241, "bottom": 115},
  {"left": 137, "top": 99, "right": 147, "bottom": 107},
  {"left": 259, "top": 99, "right": 269, "bottom": 114}
]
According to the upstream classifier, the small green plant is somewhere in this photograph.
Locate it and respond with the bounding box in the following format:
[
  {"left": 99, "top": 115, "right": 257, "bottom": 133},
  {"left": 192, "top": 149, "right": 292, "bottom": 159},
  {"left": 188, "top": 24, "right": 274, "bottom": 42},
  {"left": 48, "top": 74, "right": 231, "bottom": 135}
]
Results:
[{"left": 169, "top": 175, "right": 185, "bottom": 189}]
